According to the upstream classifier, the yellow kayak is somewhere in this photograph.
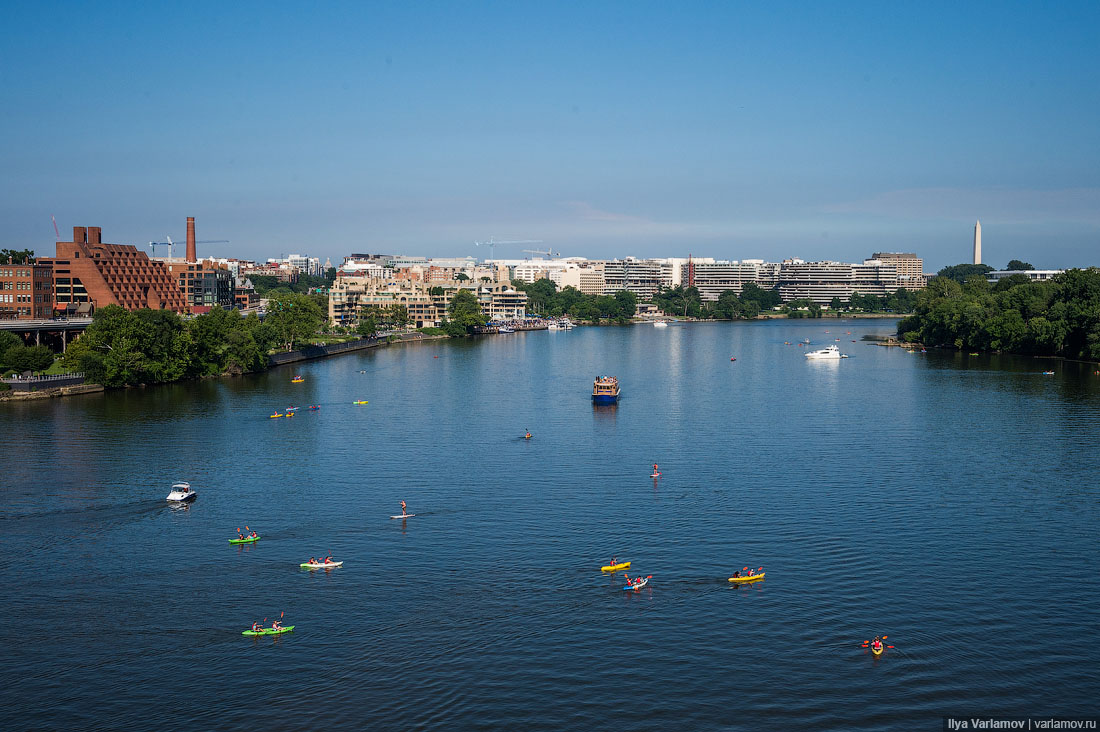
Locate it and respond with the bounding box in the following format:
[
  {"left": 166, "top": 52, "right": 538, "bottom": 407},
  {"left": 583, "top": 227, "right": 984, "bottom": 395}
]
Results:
[
  {"left": 728, "top": 572, "right": 765, "bottom": 583},
  {"left": 269, "top": 413, "right": 284, "bottom": 419},
  {"left": 601, "top": 561, "right": 630, "bottom": 572},
  {"left": 353, "top": 400, "right": 368, "bottom": 405}
]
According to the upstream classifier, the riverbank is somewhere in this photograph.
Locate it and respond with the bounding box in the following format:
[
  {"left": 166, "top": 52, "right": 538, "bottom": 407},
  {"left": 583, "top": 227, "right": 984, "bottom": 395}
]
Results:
[{"left": 0, "top": 383, "right": 104, "bottom": 401}]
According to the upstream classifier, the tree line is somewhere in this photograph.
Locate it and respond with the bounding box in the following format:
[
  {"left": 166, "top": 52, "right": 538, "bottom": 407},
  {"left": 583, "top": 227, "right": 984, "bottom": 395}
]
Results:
[
  {"left": 898, "top": 267, "right": 1100, "bottom": 359},
  {"left": 653, "top": 283, "right": 915, "bottom": 320},
  {"left": 60, "top": 292, "right": 327, "bottom": 387},
  {"left": 510, "top": 280, "right": 638, "bottom": 322}
]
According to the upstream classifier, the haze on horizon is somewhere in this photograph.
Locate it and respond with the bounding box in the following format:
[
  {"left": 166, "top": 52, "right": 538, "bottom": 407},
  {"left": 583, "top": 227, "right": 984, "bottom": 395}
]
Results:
[{"left": 2, "top": 1, "right": 1097, "bottom": 273}]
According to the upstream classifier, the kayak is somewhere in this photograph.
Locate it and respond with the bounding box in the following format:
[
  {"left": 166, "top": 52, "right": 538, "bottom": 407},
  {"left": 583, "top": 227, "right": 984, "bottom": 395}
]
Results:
[
  {"left": 353, "top": 400, "right": 368, "bottom": 405},
  {"left": 300, "top": 561, "right": 343, "bottom": 568},
  {"left": 242, "top": 625, "right": 294, "bottom": 636},
  {"left": 269, "top": 414, "right": 283, "bottom": 419},
  {"left": 229, "top": 536, "right": 261, "bottom": 544},
  {"left": 601, "top": 561, "right": 630, "bottom": 572},
  {"left": 390, "top": 514, "right": 415, "bottom": 519},
  {"left": 871, "top": 644, "right": 884, "bottom": 656},
  {"left": 623, "top": 578, "right": 649, "bottom": 591},
  {"left": 728, "top": 572, "right": 765, "bottom": 584}
]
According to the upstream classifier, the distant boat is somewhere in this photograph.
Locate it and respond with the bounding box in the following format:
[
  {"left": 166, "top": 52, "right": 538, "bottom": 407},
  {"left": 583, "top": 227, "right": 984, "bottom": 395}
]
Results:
[
  {"left": 805, "top": 345, "right": 847, "bottom": 359},
  {"left": 653, "top": 320, "right": 669, "bottom": 328},
  {"left": 498, "top": 326, "right": 515, "bottom": 334},
  {"left": 1042, "top": 370, "right": 1055, "bottom": 375},
  {"left": 291, "top": 375, "right": 304, "bottom": 383},
  {"left": 592, "top": 376, "right": 620, "bottom": 404}
]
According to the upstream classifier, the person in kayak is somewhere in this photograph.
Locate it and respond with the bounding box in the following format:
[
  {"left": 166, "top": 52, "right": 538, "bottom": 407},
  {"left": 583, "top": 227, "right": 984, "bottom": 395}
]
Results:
[
  {"left": 237, "top": 530, "right": 245, "bottom": 540},
  {"left": 271, "top": 619, "right": 282, "bottom": 631},
  {"left": 871, "top": 636, "right": 883, "bottom": 652},
  {"left": 249, "top": 530, "right": 258, "bottom": 539},
  {"left": 731, "top": 570, "right": 740, "bottom": 578},
  {"left": 400, "top": 500, "right": 407, "bottom": 517},
  {"left": 251, "top": 621, "right": 262, "bottom": 632},
  {"left": 309, "top": 557, "right": 317, "bottom": 564},
  {"left": 610, "top": 556, "right": 617, "bottom": 567},
  {"left": 525, "top": 430, "right": 531, "bottom": 439},
  {"left": 325, "top": 555, "right": 334, "bottom": 564}
]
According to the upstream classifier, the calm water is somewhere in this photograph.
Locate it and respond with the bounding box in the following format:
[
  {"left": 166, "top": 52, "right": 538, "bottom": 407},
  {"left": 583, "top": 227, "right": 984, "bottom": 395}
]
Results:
[{"left": 2, "top": 320, "right": 1099, "bottom": 731}]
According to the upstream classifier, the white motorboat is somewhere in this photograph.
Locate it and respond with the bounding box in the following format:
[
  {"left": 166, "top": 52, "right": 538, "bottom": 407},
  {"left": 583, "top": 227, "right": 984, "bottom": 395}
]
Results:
[
  {"left": 498, "top": 326, "right": 515, "bottom": 333},
  {"left": 547, "top": 322, "right": 561, "bottom": 331},
  {"left": 804, "top": 344, "right": 848, "bottom": 359},
  {"left": 166, "top": 482, "right": 196, "bottom": 502},
  {"left": 653, "top": 320, "right": 669, "bottom": 328}
]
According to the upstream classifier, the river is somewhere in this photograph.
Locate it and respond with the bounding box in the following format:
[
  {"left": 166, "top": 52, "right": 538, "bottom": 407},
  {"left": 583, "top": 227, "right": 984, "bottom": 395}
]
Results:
[{"left": 2, "top": 319, "right": 1098, "bottom": 730}]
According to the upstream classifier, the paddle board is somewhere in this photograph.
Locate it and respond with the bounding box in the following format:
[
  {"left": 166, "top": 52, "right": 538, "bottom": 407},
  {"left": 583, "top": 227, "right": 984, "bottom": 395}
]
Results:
[
  {"left": 300, "top": 561, "right": 343, "bottom": 568},
  {"left": 650, "top": 473, "right": 661, "bottom": 478},
  {"left": 390, "top": 514, "right": 416, "bottom": 519}
]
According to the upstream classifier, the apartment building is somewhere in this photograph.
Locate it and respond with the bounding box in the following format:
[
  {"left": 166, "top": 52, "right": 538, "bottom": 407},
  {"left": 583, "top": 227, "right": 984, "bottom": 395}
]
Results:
[{"left": 777, "top": 260, "right": 899, "bottom": 305}]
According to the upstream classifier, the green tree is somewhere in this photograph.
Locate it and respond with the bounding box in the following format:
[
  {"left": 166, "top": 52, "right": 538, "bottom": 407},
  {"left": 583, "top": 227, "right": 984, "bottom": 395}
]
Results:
[
  {"left": 936, "top": 263, "right": 994, "bottom": 283},
  {"left": 4, "top": 345, "right": 54, "bottom": 372},
  {"left": 740, "top": 283, "right": 782, "bottom": 309},
  {"left": 447, "top": 289, "right": 488, "bottom": 334},
  {"left": 0, "top": 331, "right": 21, "bottom": 369},
  {"left": 357, "top": 317, "right": 377, "bottom": 338},
  {"left": 1006, "top": 260, "right": 1034, "bottom": 271},
  {"left": 455, "top": 272, "right": 470, "bottom": 281},
  {"left": 264, "top": 292, "right": 325, "bottom": 350},
  {"left": 829, "top": 297, "right": 845, "bottom": 312},
  {"left": 0, "top": 248, "right": 35, "bottom": 264}
]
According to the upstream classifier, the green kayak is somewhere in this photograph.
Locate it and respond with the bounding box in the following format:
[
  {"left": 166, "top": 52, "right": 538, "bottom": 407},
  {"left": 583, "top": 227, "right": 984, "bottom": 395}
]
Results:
[
  {"left": 242, "top": 625, "right": 294, "bottom": 636},
  {"left": 229, "top": 536, "right": 260, "bottom": 544}
]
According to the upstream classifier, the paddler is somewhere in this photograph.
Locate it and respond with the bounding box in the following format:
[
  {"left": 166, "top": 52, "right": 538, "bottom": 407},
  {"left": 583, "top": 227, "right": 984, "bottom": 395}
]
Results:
[
  {"left": 610, "top": 556, "right": 617, "bottom": 568},
  {"left": 652, "top": 463, "right": 659, "bottom": 475},
  {"left": 325, "top": 555, "right": 334, "bottom": 564},
  {"left": 871, "top": 637, "right": 883, "bottom": 652},
  {"left": 731, "top": 570, "right": 740, "bottom": 578},
  {"left": 271, "top": 619, "right": 282, "bottom": 631},
  {"left": 400, "top": 500, "right": 407, "bottom": 517},
  {"left": 309, "top": 557, "right": 317, "bottom": 564},
  {"left": 251, "top": 621, "right": 262, "bottom": 632},
  {"left": 525, "top": 430, "right": 531, "bottom": 439}
]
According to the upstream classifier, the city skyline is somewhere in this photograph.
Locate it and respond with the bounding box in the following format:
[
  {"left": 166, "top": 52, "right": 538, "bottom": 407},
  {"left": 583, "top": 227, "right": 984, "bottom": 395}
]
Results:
[{"left": 3, "top": 2, "right": 1098, "bottom": 272}]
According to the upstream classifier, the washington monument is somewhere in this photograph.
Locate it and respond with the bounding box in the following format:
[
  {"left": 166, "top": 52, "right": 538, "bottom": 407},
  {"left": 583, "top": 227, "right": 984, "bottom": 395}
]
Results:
[{"left": 973, "top": 220, "right": 982, "bottom": 265}]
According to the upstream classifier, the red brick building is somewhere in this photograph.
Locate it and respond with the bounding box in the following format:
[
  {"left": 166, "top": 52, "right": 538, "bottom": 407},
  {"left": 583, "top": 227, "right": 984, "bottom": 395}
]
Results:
[
  {"left": 41, "top": 227, "right": 187, "bottom": 313},
  {"left": 0, "top": 260, "right": 54, "bottom": 320}
]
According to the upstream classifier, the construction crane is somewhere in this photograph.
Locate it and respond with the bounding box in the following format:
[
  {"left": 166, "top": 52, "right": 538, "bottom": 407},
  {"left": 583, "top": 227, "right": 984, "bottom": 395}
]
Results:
[
  {"left": 522, "top": 248, "right": 559, "bottom": 258},
  {"left": 473, "top": 238, "right": 542, "bottom": 260},
  {"left": 148, "top": 236, "right": 230, "bottom": 258},
  {"left": 51, "top": 216, "right": 61, "bottom": 242}
]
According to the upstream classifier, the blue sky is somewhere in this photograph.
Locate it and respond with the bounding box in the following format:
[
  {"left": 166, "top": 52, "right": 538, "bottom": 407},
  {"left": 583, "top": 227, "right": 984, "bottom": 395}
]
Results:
[{"left": 2, "top": 1, "right": 1097, "bottom": 271}]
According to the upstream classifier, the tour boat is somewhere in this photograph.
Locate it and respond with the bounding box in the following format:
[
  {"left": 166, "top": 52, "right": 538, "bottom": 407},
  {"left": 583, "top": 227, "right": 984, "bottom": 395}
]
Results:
[
  {"left": 547, "top": 322, "right": 562, "bottom": 331},
  {"left": 804, "top": 345, "right": 848, "bottom": 359},
  {"left": 592, "top": 376, "right": 620, "bottom": 404},
  {"left": 166, "top": 482, "right": 196, "bottom": 502}
]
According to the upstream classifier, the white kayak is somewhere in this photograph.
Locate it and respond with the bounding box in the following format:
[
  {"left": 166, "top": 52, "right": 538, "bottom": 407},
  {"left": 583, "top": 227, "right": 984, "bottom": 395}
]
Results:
[
  {"left": 390, "top": 514, "right": 416, "bottom": 519},
  {"left": 301, "top": 561, "right": 343, "bottom": 569}
]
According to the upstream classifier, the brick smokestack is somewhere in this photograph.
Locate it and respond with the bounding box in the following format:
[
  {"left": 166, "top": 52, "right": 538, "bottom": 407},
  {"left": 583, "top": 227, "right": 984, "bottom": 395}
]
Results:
[{"left": 186, "top": 217, "right": 196, "bottom": 262}]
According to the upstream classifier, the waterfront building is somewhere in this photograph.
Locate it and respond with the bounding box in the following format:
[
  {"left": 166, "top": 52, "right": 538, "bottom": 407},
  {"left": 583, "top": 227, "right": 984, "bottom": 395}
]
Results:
[
  {"left": 680, "top": 260, "right": 780, "bottom": 301},
  {"left": 41, "top": 226, "right": 187, "bottom": 313},
  {"left": 777, "top": 259, "right": 899, "bottom": 305},
  {"left": 987, "top": 269, "right": 1065, "bottom": 283},
  {"left": 550, "top": 263, "right": 606, "bottom": 295},
  {"left": 329, "top": 276, "right": 526, "bottom": 328},
  {"left": 974, "top": 220, "right": 982, "bottom": 265},
  {"left": 871, "top": 252, "right": 926, "bottom": 290},
  {"left": 155, "top": 219, "right": 236, "bottom": 313},
  {"left": 0, "top": 260, "right": 54, "bottom": 320}
]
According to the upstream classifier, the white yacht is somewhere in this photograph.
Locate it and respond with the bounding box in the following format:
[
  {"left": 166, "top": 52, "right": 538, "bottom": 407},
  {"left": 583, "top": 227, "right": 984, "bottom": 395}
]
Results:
[
  {"left": 653, "top": 320, "right": 669, "bottom": 328},
  {"left": 166, "top": 482, "right": 196, "bottom": 502},
  {"left": 804, "top": 344, "right": 848, "bottom": 359}
]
